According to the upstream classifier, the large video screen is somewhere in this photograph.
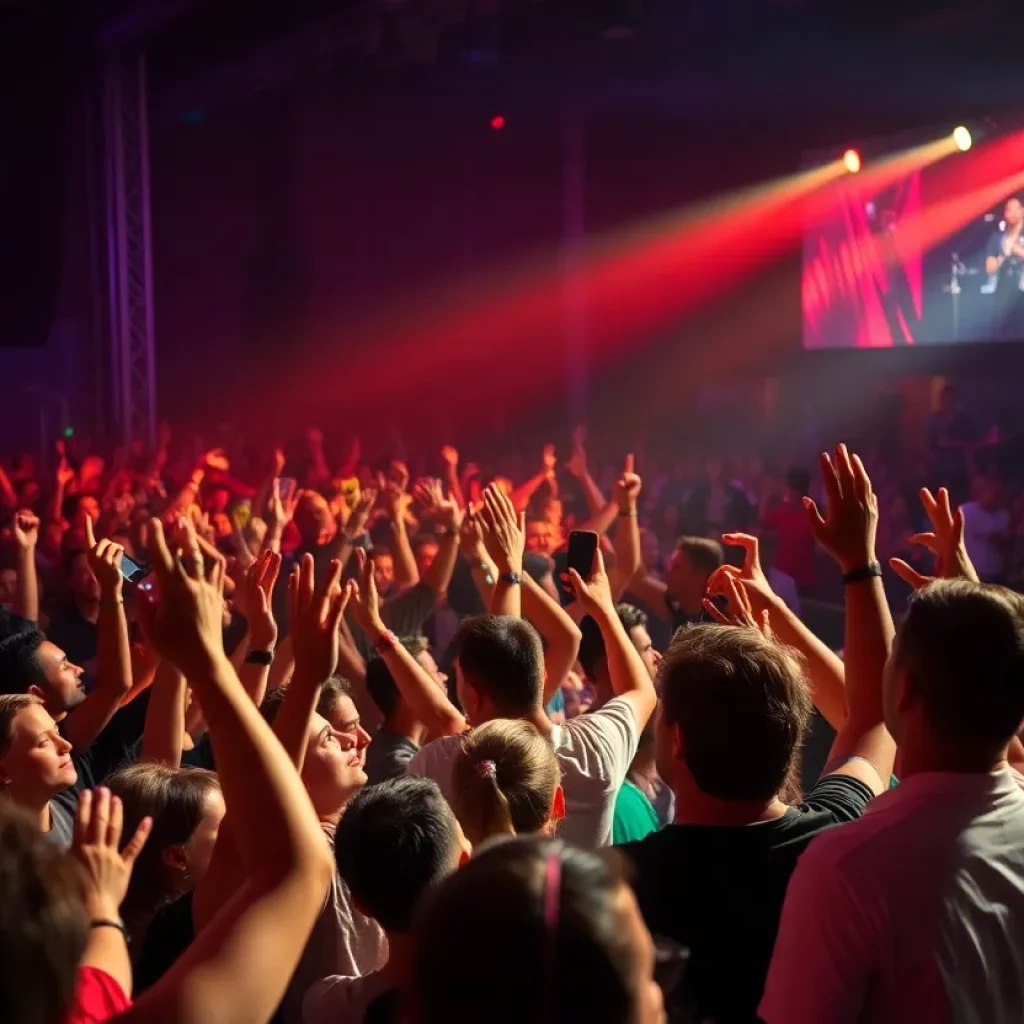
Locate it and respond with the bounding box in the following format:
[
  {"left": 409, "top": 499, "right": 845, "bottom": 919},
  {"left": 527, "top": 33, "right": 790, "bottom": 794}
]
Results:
[{"left": 802, "top": 140, "right": 1024, "bottom": 349}]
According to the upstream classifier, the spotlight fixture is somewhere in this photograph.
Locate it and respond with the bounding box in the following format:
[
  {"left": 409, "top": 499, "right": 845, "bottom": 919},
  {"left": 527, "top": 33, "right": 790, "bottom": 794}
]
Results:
[
  {"left": 952, "top": 126, "right": 972, "bottom": 152},
  {"left": 843, "top": 149, "right": 861, "bottom": 174}
]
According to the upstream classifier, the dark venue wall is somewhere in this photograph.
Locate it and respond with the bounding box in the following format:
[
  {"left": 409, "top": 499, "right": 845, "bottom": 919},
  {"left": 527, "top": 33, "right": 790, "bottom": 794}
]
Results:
[{"left": 0, "top": 7, "right": 99, "bottom": 451}]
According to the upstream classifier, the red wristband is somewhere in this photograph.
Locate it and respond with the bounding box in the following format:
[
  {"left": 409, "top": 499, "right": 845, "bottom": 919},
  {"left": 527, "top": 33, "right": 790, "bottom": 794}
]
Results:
[{"left": 373, "top": 629, "right": 398, "bottom": 655}]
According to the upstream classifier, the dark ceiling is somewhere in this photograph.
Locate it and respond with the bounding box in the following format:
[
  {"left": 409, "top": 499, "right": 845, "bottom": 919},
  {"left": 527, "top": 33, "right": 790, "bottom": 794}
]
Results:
[{"left": 12, "top": 0, "right": 1024, "bottom": 148}]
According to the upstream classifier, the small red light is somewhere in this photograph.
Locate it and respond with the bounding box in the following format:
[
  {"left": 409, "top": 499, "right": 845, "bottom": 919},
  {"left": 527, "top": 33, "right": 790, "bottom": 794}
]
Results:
[{"left": 490, "top": 115, "right": 505, "bottom": 131}]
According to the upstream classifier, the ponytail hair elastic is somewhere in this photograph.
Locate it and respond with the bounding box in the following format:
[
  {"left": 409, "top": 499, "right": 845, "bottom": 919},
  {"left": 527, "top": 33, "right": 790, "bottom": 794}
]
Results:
[{"left": 476, "top": 759, "right": 498, "bottom": 780}]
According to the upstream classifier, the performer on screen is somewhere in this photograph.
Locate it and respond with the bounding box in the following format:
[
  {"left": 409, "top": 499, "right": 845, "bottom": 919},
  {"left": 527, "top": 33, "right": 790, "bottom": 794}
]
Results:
[{"left": 984, "top": 196, "right": 1024, "bottom": 339}]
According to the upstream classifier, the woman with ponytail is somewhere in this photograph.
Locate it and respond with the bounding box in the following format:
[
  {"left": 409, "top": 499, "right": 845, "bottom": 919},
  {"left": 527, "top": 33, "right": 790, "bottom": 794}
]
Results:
[{"left": 451, "top": 720, "right": 564, "bottom": 845}]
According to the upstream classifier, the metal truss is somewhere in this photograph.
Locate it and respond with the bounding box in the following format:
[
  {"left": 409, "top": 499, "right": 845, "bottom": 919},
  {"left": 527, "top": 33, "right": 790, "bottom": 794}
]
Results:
[{"left": 103, "top": 50, "right": 157, "bottom": 448}]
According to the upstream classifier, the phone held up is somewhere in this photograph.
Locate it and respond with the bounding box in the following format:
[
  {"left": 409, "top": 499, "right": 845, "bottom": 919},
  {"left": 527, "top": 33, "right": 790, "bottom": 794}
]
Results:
[
  {"left": 119, "top": 552, "right": 154, "bottom": 592},
  {"left": 566, "top": 530, "right": 599, "bottom": 584}
]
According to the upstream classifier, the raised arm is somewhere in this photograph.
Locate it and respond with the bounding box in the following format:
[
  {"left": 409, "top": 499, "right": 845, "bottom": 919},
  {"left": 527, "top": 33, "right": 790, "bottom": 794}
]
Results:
[
  {"left": 608, "top": 455, "right": 642, "bottom": 601},
  {"left": 62, "top": 521, "right": 134, "bottom": 752},
  {"left": 440, "top": 445, "right": 466, "bottom": 510},
  {"left": 11, "top": 510, "right": 40, "bottom": 624},
  {"left": 236, "top": 550, "right": 281, "bottom": 707},
  {"left": 351, "top": 551, "right": 466, "bottom": 737},
  {"left": 712, "top": 534, "right": 849, "bottom": 731},
  {"left": 272, "top": 554, "right": 346, "bottom": 770},
  {"left": 381, "top": 474, "right": 419, "bottom": 590},
  {"left": 807, "top": 445, "right": 896, "bottom": 794},
  {"left": 479, "top": 485, "right": 526, "bottom": 619},
  {"left": 141, "top": 660, "right": 187, "bottom": 767},
  {"left": 73, "top": 787, "right": 152, "bottom": 998},
  {"left": 564, "top": 543, "right": 657, "bottom": 732},
  {"left": 127, "top": 519, "right": 334, "bottom": 1024},
  {"left": 522, "top": 572, "right": 582, "bottom": 706}
]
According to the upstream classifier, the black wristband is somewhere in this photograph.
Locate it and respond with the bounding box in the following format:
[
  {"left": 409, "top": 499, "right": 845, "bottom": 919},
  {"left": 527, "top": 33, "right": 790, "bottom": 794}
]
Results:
[
  {"left": 499, "top": 571, "right": 522, "bottom": 586},
  {"left": 90, "top": 918, "right": 127, "bottom": 937},
  {"left": 842, "top": 562, "right": 883, "bottom": 586},
  {"left": 245, "top": 649, "right": 275, "bottom": 666}
]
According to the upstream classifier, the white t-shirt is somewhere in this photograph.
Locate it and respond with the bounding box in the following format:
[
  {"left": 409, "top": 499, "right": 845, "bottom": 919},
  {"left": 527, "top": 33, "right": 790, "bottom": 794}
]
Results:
[
  {"left": 406, "top": 696, "right": 639, "bottom": 848},
  {"left": 961, "top": 501, "right": 1010, "bottom": 580},
  {"left": 303, "top": 969, "right": 390, "bottom": 1024},
  {"left": 760, "top": 768, "right": 1024, "bottom": 1024}
]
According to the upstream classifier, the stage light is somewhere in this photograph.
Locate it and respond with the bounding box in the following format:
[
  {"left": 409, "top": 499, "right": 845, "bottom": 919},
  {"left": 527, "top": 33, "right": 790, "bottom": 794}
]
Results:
[
  {"left": 490, "top": 115, "right": 505, "bottom": 131},
  {"left": 953, "top": 126, "right": 972, "bottom": 152},
  {"left": 843, "top": 149, "right": 861, "bottom": 174}
]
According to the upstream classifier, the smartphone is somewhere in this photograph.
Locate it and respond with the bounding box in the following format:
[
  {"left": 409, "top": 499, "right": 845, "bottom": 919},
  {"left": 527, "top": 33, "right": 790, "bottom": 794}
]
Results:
[
  {"left": 118, "top": 553, "right": 150, "bottom": 586},
  {"left": 566, "top": 530, "right": 599, "bottom": 581},
  {"left": 278, "top": 477, "right": 297, "bottom": 503}
]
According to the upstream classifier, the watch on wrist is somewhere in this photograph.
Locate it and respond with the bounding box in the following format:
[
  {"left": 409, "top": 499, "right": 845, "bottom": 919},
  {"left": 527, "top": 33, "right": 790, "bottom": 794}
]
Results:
[
  {"left": 842, "top": 562, "right": 883, "bottom": 586},
  {"left": 499, "top": 571, "right": 522, "bottom": 586},
  {"left": 244, "top": 649, "right": 275, "bottom": 666}
]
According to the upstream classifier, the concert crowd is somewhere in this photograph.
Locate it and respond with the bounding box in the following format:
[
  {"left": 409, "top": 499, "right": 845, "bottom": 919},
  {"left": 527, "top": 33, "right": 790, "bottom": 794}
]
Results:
[{"left": 2, "top": 378, "right": 1024, "bottom": 1024}]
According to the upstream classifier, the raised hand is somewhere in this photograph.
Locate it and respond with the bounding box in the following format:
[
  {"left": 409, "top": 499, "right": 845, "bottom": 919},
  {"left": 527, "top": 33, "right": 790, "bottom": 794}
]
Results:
[
  {"left": 613, "top": 453, "right": 642, "bottom": 512},
  {"left": 12, "top": 510, "right": 40, "bottom": 551},
  {"left": 459, "top": 506, "right": 488, "bottom": 563},
  {"left": 389, "top": 460, "right": 411, "bottom": 494},
  {"left": 345, "top": 486, "right": 378, "bottom": 538},
  {"left": 349, "top": 548, "right": 385, "bottom": 637},
  {"left": 381, "top": 476, "right": 412, "bottom": 524},
  {"left": 561, "top": 537, "right": 614, "bottom": 620},
  {"left": 244, "top": 550, "right": 282, "bottom": 650},
  {"left": 265, "top": 477, "right": 299, "bottom": 534},
  {"left": 714, "top": 533, "right": 777, "bottom": 609},
  {"left": 565, "top": 445, "right": 588, "bottom": 479},
  {"left": 803, "top": 444, "right": 878, "bottom": 574},
  {"left": 288, "top": 553, "right": 347, "bottom": 685},
  {"left": 479, "top": 485, "right": 525, "bottom": 575},
  {"left": 542, "top": 443, "right": 557, "bottom": 479},
  {"left": 138, "top": 517, "right": 228, "bottom": 677},
  {"left": 890, "top": 486, "right": 978, "bottom": 590},
  {"left": 73, "top": 787, "right": 151, "bottom": 920},
  {"left": 702, "top": 571, "right": 772, "bottom": 637},
  {"left": 440, "top": 445, "right": 459, "bottom": 470},
  {"left": 414, "top": 477, "right": 462, "bottom": 532},
  {"left": 202, "top": 448, "right": 230, "bottom": 472},
  {"left": 272, "top": 446, "right": 286, "bottom": 477},
  {"left": 85, "top": 516, "right": 125, "bottom": 600},
  {"left": 56, "top": 457, "right": 75, "bottom": 489}
]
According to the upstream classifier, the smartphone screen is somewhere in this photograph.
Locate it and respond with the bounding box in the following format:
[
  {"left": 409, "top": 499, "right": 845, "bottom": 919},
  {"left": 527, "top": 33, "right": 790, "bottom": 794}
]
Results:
[
  {"left": 119, "top": 553, "right": 150, "bottom": 586},
  {"left": 278, "top": 477, "right": 297, "bottom": 503},
  {"left": 566, "top": 530, "right": 599, "bottom": 581}
]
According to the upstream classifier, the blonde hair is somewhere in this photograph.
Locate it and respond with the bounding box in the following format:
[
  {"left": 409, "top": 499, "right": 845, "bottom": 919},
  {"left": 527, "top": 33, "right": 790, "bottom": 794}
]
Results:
[{"left": 451, "top": 719, "right": 559, "bottom": 845}]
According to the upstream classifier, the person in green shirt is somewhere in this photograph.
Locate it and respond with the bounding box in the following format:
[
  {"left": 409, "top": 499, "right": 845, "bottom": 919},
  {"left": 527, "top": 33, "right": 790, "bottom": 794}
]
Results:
[{"left": 613, "top": 776, "right": 660, "bottom": 843}]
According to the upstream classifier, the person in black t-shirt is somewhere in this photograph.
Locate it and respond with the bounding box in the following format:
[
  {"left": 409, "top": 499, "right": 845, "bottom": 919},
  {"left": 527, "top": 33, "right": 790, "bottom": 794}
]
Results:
[
  {"left": 621, "top": 443, "right": 896, "bottom": 1023},
  {"left": 619, "top": 625, "right": 876, "bottom": 1022}
]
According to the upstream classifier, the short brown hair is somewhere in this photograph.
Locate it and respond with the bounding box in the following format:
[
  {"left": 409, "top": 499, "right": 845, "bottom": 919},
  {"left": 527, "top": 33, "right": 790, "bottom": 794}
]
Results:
[
  {"left": 674, "top": 536, "right": 724, "bottom": 576},
  {"left": 0, "top": 694, "right": 41, "bottom": 758},
  {"left": 661, "top": 624, "right": 811, "bottom": 800},
  {"left": 896, "top": 580, "right": 1024, "bottom": 751},
  {"left": 0, "top": 803, "right": 87, "bottom": 1024},
  {"left": 452, "top": 720, "right": 559, "bottom": 844}
]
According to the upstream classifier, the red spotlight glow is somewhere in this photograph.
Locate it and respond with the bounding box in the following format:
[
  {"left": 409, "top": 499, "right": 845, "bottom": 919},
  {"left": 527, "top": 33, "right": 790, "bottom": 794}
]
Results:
[
  {"left": 490, "top": 115, "right": 505, "bottom": 131},
  {"left": 843, "top": 149, "right": 861, "bottom": 174}
]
